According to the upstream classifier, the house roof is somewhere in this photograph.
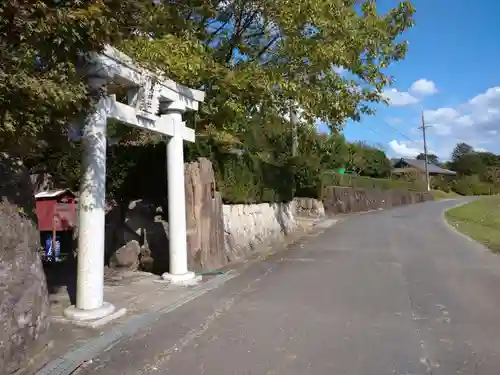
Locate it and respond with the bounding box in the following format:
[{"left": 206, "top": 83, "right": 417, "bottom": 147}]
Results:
[
  {"left": 35, "top": 189, "right": 76, "bottom": 199},
  {"left": 392, "top": 158, "right": 456, "bottom": 175}
]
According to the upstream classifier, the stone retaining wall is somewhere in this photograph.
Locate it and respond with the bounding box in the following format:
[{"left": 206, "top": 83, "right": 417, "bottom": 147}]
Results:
[
  {"left": 104, "top": 162, "right": 432, "bottom": 274},
  {"left": 222, "top": 202, "right": 296, "bottom": 261},
  {"left": 292, "top": 197, "right": 326, "bottom": 218},
  {"left": 221, "top": 197, "right": 325, "bottom": 261},
  {"left": 322, "top": 186, "right": 433, "bottom": 215},
  {"left": 0, "top": 154, "right": 50, "bottom": 375}
]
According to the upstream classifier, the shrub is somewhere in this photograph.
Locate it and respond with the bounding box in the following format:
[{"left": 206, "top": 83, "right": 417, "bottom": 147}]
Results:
[
  {"left": 430, "top": 176, "right": 452, "bottom": 192},
  {"left": 321, "top": 171, "right": 425, "bottom": 193},
  {"left": 214, "top": 154, "right": 262, "bottom": 204},
  {"left": 292, "top": 157, "right": 322, "bottom": 199},
  {"left": 451, "top": 175, "right": 496, "bottom": 196},
  {"left": 213, "top": 153, "right": 294, "bottom": 204}
]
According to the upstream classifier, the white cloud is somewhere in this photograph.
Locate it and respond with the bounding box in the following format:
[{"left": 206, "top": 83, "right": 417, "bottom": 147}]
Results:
[
  {"left": 469, "top": 86, "right": 500, "bottom": 108},
  {"left": 383, "top": 88, "right": 419, "bottom": 107},
  {"left": 388, "top": 140, "right": 422, "bottom": 158},
  {"left": 383, "top": 79, "right": 439, "bottom": 107},
  {"left": 455, "top": 115, "right": 473, "bottom": 127},
  {"left": 432, "top": 123, "right": 452, "bottom": 136},
  {"left": 426, "top": 86, "right": 500, "bottom": 142},
  {"left": 423, "top": 107, "right": 459, "bottom": 135},
  {"left": 387, "top": 85, "right": 500, "bottom": 159},
  {"left": 410, "top": 79, "right": 438, "bottom": 96},
  {"left": 424, "top": 107, "right": 459, "bottom": 123},
  {"left": 388, "top": 139, "right": 449, "bottom": 160}
]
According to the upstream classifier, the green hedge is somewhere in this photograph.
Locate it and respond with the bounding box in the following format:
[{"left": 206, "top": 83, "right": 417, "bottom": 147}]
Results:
[
  {"left": 215, "top": 159, "right": 429, "bottom": 204},
  {"left": 431, "top": 175, "right": 500, "bottom": 196},
  {"left": 430, "top": 175, "right": 453, "bottom": 193},
  {"left": 321, "top": 171, "right": 426, "bottom": 193},
  {"left": 212, "top": 153, "right": 295, "bottom": 204},
  {"left": 106, "top": 142, "right": 428, "bottom": 205},
  {"left": 450, "top": 175, "right": 500, "bottom": 196}
]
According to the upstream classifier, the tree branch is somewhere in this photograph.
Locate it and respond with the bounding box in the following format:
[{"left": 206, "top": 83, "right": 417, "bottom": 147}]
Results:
[{"left": 254, "top": 35, "right": 280, "bottom": 61}]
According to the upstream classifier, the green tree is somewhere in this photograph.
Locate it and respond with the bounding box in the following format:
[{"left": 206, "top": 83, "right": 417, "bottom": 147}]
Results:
[
  {"left": 416, "top": 153, "right": 439, "bottom": 165},
  {"left": 345, "top": 142, "right": 367, "bottom": 175},
  {"left": 361, "top": 147, "right": 392, "bottom": 178},
  {"left": 453, "top": 153, "right": 486, "bottom": 176},
  {"left": 451, "top": 142, "right": 474, "bottom": 163},
  {"left": 121, "top": 0, "right": 416, "bottom": 143},
  {"left": 2, "top": 0, "right": 416, "bottom": 204},
  {"left": 475, "top": 152, "right": 500, "bottom": 167},
  {"left": 345, "top": 142, "right": 391, "bottom": 177},
  {"left": 0, "top": 1, "right": 158, "bottom": 157}
]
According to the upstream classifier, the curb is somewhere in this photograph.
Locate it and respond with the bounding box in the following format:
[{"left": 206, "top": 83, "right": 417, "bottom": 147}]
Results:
[
  {"left": 35, "top": 271, "right": 238, "bottom": 375},
  {"left": 440, "top": 198, "right": 492, "bottom": 254}
]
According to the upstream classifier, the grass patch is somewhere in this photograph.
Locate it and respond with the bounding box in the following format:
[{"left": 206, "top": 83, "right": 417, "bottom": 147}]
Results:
[
  {"left": 431, "top": 189, "right": 461, "bottom": 200},
  {"left": 445, "top": 196, "right": 500, "bottom": 253}
]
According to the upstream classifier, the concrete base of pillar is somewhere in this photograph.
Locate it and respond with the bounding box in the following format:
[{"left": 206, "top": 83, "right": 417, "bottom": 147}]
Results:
[
  {"left": 64, "top": 302, "right": 116, "bottom": 322},
  {"left": 161, "top": 271, "right": 201, "bottom": 286}
]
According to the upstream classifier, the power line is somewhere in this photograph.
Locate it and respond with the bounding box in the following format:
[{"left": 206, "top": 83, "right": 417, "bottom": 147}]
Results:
[
  {"left": 366, "top": 124, "right": 389, "bottom": 138},
  {"left": 354, "top": 116, "right": 472, "bottom": 158},
  {"left": 378, "top": 119, "right": 422, "bottom": 147},
  {"left": 356, "top": 120, "right": 423, "bottom": 152},
  {"left": 362, "top": 115, "right": 484, "bottom": 163},
  {"left": 381, "top": 116, "right": 479, "bottom": 148}
]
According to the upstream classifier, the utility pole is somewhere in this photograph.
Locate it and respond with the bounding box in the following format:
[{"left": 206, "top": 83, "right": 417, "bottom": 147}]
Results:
[{"left": 419, "top": 111, "right": 431, "bottom": 192}]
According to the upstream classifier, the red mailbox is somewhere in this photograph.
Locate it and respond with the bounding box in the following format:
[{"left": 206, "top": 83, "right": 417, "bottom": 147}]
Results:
[{"left": 35, "top": 189, "right": 77, "bottom": 232}]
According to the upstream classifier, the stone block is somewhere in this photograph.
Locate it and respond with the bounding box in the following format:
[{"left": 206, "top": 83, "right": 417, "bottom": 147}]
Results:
[
  {"left": 0, "top": 153, "right": 50, "bottom": 375},
  {"left": 109, "top": 240, "right": 141, "bottom": 270},
  {"left": 322, "top": 185, "right": 433, "bottom": 215},
  {"left": 222, "top": 201, "right": 297, "bottom": 260}
]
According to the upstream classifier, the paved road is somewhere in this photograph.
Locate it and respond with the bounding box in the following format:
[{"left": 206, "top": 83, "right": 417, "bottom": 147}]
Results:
[{"left": 80, "top": 199, "right": 500, "bottom": 375}]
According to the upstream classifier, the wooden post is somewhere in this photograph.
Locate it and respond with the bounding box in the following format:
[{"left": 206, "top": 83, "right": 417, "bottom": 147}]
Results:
[{"left": 52, "top": 214, "right": 57, "bottom": 262}]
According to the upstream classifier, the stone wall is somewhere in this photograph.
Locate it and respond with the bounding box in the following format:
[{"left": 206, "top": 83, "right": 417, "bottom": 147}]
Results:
[
  {"left": 322, "top": 186, "right": 433, "bottom": 215},
  {"left": 106, "top": 161, "right": 329, "bottom": 272},
  {"left": 95, "top": 160, "right": 433, "bottom": 276},
  {"left": 104, "top": 160, "right": 432, "bottom": 275},
  {"left": 222, "top": 202, "right": 296, "bottom": 261},
  {"left": 0, "top": 153, "right": 50, "bottom": 375},
  {"left": 105, "top": 158, "right": 227, "bottom": 274},
  {"left": 292, "top": 197, "right": 326, "bottom": 218}
]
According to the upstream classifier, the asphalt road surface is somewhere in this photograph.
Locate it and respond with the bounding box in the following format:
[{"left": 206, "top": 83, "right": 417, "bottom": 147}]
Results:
[{"left": 79, "top": 198, "right": 500, "bottom": 375}]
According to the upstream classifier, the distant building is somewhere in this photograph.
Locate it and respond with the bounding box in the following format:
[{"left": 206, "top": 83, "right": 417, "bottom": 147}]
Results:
[{"left": 391, "top": 158, "right": 456, "bottom": 177}]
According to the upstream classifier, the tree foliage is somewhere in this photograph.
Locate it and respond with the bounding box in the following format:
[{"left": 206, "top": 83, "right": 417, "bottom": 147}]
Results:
[
  {"left": 433, "top": 143, "right": 500, "bottom": 196},
  {"left": 0, "top": 0, "right": 157, "bottom": 156},
  {"left": 120, "top": 0, "right": 416, "bottom": 143},
  {"left": 117, "top": 0, "right": 415, "bottom": 202},
  {"left": 345, "top": 142, "right": 392, "bottom": 177},
  {"left": 2, "top": 0, "right": 416, "bottom": 203},
  {"left": 450, "top": 143, "right": 500, "bottom": 177},
  {"left": 451, "top": 142, "right": 474, "bottom": 163},
  {"left": 416, "top": 153, "right": 439, "bottom": 165}
]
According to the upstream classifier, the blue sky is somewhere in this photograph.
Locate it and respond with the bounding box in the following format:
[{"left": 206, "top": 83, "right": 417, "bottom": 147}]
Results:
[{"left": 322, "top": 0, "right": 500, "bottom": 161}]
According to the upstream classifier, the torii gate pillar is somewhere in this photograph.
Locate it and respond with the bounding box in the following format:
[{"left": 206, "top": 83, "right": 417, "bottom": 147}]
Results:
[
  {"left": 161, "top": 101, "right": 200, "bottom": 285},
  {"left": 64, "top": 77, "right": 116, "bottom": 321}
]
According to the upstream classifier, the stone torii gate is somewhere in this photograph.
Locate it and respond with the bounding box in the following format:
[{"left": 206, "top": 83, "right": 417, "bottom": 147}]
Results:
[{"left": 64, "top": 46, "right": 205, "bottom": 322}]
